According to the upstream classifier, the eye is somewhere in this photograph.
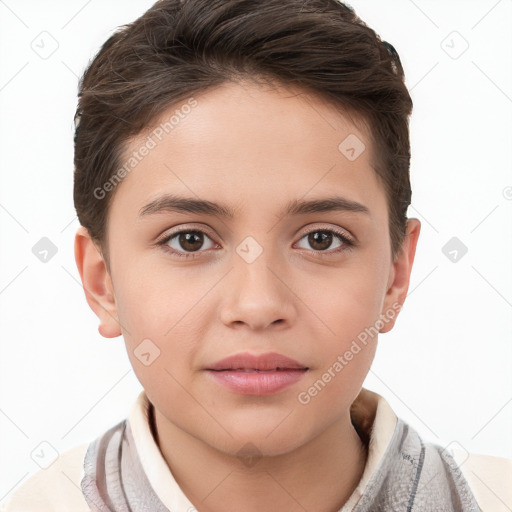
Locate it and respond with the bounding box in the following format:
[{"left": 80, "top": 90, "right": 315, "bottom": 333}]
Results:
[
  {"left": 156, "top": 225, "right": 356, "bottom": 260},
  {"left": 157, "top": 229, "right": 217, "bottom": 259},
  {"left": 295, "top": 227, "right": 354, "bottom": 255}
]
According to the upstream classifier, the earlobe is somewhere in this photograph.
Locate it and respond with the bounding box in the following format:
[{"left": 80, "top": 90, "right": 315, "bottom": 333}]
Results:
[
  {"left": 379, "top": 218, "right": 421, "bottom": 334},
  {"left": 74, "top": 226, "right": 121, "bottom": 338}
]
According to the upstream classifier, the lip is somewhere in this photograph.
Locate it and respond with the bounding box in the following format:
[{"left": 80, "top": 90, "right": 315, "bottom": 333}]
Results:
[
  {"left": 205, "top": 352, "right": 309, "bottom": 396},
  {"left": 207, "top": 352, "right": 308, "bottom": 371}
]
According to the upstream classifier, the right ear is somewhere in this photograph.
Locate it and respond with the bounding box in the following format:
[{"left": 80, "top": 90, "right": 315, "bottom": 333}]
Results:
[{"left": 74, "top": 226, "right": 121, "bottom": 338}]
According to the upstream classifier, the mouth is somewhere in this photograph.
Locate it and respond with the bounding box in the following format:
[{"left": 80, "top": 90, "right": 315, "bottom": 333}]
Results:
[
  {"left": 206, "top": 352, "right": 309, "bottom": 371},
  {"left": 205, "top": 352, "right": 309, "bottom": 395},
  {"left": 210, "top": 368, "right": 306, "bottom": 372}
]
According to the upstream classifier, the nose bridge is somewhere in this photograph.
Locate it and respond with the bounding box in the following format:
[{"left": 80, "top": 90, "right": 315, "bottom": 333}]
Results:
[
  {"left": 234, "top": 234, "right": 283, "bottom": 295},
  {"left": 220, "top": 234, "right": 294, "bottom": 328}
]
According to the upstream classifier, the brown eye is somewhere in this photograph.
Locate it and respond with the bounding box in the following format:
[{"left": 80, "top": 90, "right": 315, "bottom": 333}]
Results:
[
  {"left": 177, "top": 231, "right": 205, "bottom": 252},
  {"left": 158, "top": 229, "right": 216, "bottom": 258},
  {"left": 295, "top": 228, "right": 354, "bottom": 254},
  {"left": 307, "top": 231, "right": 334, "bottom": 251}
]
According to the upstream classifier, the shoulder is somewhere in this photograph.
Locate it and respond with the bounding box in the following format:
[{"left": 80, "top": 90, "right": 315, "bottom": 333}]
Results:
[
  {"left": 0, "top": 442, "right": 92, "bottom": 512},
  {"left": 451, "top": 446, "right": 512, "bottom": 512}
]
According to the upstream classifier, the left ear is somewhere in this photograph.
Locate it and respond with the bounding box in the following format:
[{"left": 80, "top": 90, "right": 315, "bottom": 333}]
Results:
[{"left": 379, "top": 218, "right": 421, "bottom": 333}]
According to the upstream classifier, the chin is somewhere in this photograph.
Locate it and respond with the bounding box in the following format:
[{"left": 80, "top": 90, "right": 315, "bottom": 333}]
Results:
[
  {"left": 201, "top": 418, "right": 314, "bottom": 460},
  {"left": 215, "top": 436, "right": 305, "bottom": 461}
]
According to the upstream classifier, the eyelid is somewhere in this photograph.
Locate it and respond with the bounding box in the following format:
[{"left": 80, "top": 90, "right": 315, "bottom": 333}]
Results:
[
  {"left": 296, "top": 223, "right": 356, "bottom": 245},
  {"left": 155, "top": 223, "right": 218, "bottom": 245}
]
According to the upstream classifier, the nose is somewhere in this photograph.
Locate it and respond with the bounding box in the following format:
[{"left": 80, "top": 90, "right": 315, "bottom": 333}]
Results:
[{"left": 219, "top": 246, "right": 297, "bottom": 331}]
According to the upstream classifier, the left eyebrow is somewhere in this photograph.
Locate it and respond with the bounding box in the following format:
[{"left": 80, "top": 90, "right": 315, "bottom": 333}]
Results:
[{"left": 138, "top": 194, "right": 370, "bottom": 219}]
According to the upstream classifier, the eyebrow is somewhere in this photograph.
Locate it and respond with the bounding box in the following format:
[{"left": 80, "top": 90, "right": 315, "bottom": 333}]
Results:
[{"left": 138, "top": 194, "right": 370, "bottom": 219}]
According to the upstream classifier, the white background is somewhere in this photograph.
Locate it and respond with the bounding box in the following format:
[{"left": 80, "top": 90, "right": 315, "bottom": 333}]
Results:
[{"left": 0, "top": 0, "right": 511, "bottom": 506}]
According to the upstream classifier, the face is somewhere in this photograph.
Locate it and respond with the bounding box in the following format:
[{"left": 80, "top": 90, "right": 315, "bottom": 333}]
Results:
[{"left": 76, "top": 79, "right": 419, "bottom": 457}]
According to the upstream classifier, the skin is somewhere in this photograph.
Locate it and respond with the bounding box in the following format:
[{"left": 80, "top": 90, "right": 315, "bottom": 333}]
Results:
[{"left": 75, "top": 79, "right": 420, "bottom": 512}]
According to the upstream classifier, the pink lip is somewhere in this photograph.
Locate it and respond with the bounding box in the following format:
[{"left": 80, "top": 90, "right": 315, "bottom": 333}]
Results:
[{"left": 205, "top": 352, "right": 309, "bottom": 396}]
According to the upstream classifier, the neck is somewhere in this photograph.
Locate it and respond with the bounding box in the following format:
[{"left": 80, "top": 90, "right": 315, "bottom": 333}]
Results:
[{"left": 151, "top": 404, "right": 368, "bottom": 512}]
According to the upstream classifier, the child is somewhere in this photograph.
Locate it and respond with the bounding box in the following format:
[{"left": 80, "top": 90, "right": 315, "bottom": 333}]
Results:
[{"left": 2, "top": 0, "right": 511, "bottom": 510}]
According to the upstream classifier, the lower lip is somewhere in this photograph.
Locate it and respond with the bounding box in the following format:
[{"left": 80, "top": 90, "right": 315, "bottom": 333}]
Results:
[{"left": 206, "top": 369, "right": 308, "bottom": 395}]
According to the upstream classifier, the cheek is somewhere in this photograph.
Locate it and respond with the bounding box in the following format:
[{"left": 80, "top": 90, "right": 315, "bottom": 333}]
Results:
[
  {"left": 114, "top": 264, "right": 194, "bottom": 337},
  {"left": 296, "top": 273, "right": 381, "bottom": 411},
  {"left": 308, "top": 264, "right": 388, "bottom": 338},
  {"left": 114, "top": 269, "right": 213, "bottom": 372},
  {"left": 309, "top": 289, "right": 379, "bottom": 382}
]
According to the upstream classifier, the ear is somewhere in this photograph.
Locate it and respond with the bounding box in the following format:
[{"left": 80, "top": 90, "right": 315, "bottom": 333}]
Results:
[
  {"left": 74, "top": 226, "right": 121, "bottom": 338},
  {"left": 379, "top": 218, "right": 421, "bottom": 333}
]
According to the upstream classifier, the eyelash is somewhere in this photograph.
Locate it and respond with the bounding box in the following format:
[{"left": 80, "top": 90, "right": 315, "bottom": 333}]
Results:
[{"left": 156, "top": 226, "right": 356, "bottom": 260}]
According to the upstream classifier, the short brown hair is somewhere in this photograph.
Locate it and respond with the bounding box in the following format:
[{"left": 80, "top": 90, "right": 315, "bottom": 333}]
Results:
[{"left": 73, "top": 0, "right": 413, "bottom": 270}]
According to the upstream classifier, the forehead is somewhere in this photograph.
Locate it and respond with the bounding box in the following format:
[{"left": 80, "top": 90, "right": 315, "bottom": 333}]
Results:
[{"left": 110, "top": 80, "right": 385, "bottom": 221}]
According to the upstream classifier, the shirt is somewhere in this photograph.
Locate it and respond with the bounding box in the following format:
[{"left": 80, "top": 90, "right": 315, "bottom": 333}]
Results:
[{"left": 1, "top": 387, "right": 511, "bottom": 511}]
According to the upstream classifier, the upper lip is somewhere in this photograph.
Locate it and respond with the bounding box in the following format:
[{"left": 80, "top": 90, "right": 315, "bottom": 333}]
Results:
[{"left": 207, "top": 352, "right": 308, "bottom": 371}]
